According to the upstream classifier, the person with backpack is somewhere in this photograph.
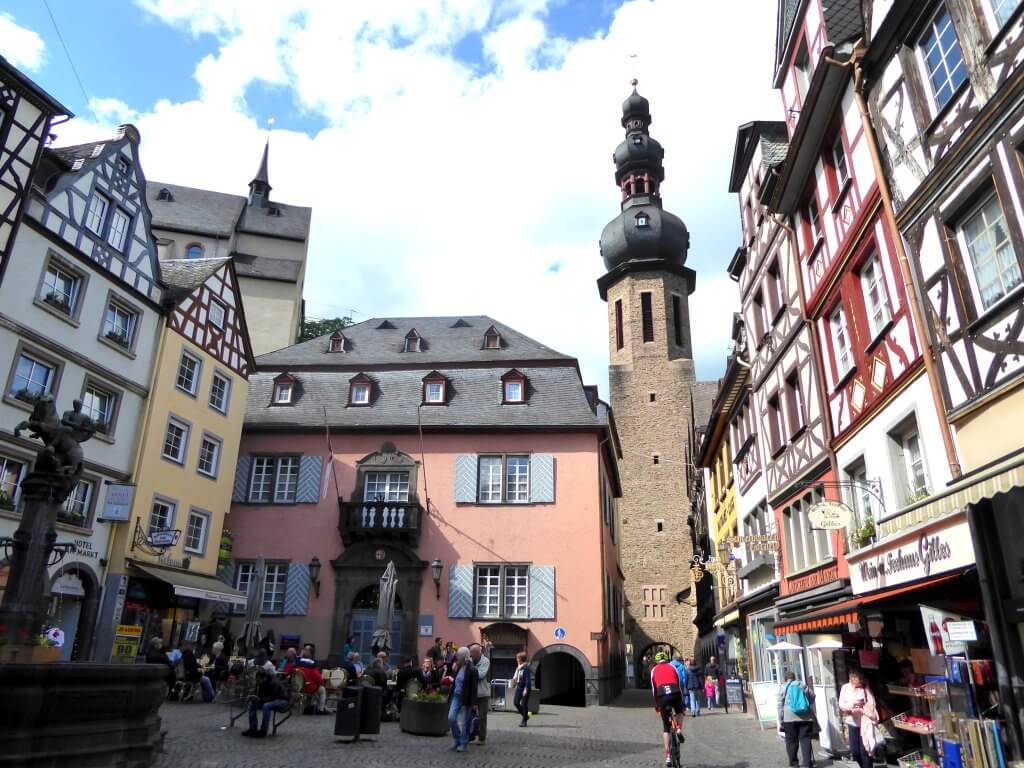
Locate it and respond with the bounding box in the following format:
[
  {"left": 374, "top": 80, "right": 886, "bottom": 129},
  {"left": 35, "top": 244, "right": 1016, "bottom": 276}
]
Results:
[{"left": 777, "top": 671, "right": 816, "bottom": 768}]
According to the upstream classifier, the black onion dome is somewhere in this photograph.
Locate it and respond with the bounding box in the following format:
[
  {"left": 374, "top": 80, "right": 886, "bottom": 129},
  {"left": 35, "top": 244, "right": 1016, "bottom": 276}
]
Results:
[
  {"left": 621, "top": 88, "right": 650, "bottom": 126},
  {"left": 613, "top": 133, "right": 665, "bottom": 184},
  {"left": 599, "top": 204, "right": 689, "bottom": 272}
]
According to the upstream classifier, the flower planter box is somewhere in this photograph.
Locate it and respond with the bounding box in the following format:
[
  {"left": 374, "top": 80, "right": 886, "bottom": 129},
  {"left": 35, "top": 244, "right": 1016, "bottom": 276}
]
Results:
[
  {"left": 0, "top": 644, "right": 60, "bottom": 663},
  {"left": 400, "top": 698, "right": 449, "bottom": 736}
]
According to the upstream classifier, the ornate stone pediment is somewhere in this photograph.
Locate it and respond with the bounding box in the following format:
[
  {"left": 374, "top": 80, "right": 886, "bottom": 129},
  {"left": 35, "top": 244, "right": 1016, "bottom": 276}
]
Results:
[{"left": 356, "top": 442, "right": 417, "bottom": 468}]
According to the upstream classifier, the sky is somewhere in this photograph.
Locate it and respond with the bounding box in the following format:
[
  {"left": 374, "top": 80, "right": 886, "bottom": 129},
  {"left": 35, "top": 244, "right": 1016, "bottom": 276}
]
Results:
[{"left": 1, "top": 0, "right": 782, "bottom": 394}]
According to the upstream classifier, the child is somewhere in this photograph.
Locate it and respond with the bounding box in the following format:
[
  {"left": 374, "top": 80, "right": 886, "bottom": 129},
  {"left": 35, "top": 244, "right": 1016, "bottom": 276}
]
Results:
[{"left": 704, "top": 675, "right": 717, "bottom": 709}]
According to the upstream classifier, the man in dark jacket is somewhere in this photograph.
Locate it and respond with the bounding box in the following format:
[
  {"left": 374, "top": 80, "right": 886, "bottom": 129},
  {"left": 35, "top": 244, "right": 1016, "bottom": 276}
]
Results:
[
  {"left": 704, "top": 656, "right": 722, "bottom": 710},
  {"left": 181, "top": 641, "right": 215, "bottom": 702},
  {"left": 686, "top": 658, "right": 703, "bottom": 716},
  {"left": 447, "top": 646, "right": 479, "bottom": 752},
  {"left": 243, "top": 662, "right": 290, "bottom": 738},
  {"left": 145, "top": 637, "right": 177, "bottom": 694}
]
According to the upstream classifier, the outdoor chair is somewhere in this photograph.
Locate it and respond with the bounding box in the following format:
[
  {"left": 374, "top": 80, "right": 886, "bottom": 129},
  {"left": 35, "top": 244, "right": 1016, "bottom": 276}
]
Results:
[{"left": 324, "top": 668, "right": 347, "bottom": 708}]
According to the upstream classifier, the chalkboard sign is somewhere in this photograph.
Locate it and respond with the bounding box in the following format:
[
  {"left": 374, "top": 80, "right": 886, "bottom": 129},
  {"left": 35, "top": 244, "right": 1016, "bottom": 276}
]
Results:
[{"left": 725, "top": 678, "right": 744, "bottom": 706}]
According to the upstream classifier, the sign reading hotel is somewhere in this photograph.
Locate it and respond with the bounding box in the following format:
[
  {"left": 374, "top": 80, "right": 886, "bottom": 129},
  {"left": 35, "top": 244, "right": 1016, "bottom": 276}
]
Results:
[{"left": 848, "top": 511, "right": 974, "bottom": 595}]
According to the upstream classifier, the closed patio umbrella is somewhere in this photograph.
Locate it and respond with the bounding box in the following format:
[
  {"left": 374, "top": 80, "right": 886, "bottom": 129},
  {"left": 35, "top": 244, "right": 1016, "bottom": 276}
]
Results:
[
  {"left": 372, "top": 561, "right": 397, "bottom": 658},
  {"left": 242, "top": 556, "right": 265, "bottom": 656}
]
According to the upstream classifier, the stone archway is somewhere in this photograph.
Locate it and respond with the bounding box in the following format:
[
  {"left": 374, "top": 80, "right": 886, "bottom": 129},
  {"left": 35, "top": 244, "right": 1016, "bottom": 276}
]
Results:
[
  {"left": 48, "top": 561, "right": 101, "bottom": 661},
  {"left": 329, "top": 542, "right": 426, "bottom": 666},
  {"left": 530, "top": 643, "right": 598, "bottom": 707}
]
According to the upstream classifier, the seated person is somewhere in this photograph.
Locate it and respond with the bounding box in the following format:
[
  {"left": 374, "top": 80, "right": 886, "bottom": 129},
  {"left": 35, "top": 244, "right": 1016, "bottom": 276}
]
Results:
[
  {"left": 277, "top": 647, "right": 297, "bottom": 672},
  {"left": 283, "top": 649, "right": 330, "bottom": 715},
  {"left": 207, "top": 641, "right": 229, "bottom": 686},
  {"left": 145, "top": 637, "right": 177, "bottom": 694},
  {"left": 350, "top": 652, "right": 364, "bottom": 677},
  {"left": 395, "top": 657, "right": 419, "bottom": 691},
  {"left": 340, "top": 652, "right": 358, "bottom": 680},
  {"left": 181, "top": 640, "right": 215, "bottom": 702},
  {"left": 369, "top": 651, "right": 391, "bottom": 687},
  {"left": 243, "top": 662, "right": 291, "bottom": 738},
  {"left": 301, "top": 643, "right": 318, "bottom": 664},
  {"left": 417, "top": 657, "right": 441, "bottom": 692}
]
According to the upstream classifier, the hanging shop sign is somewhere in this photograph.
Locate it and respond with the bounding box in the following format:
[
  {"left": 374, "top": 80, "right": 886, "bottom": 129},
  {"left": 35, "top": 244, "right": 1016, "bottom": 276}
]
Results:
[
  {"left": 847, "top": 512, "right": 974, "bottom": 595},
  {"left": 725, "top": 534, "right": 780, "bottom": 552},
  {"left": 807, "top": 501, "right": 853, "bottom": 531},
  {"left": 99, "top": 483, "right": 135, "bottom": 522}
]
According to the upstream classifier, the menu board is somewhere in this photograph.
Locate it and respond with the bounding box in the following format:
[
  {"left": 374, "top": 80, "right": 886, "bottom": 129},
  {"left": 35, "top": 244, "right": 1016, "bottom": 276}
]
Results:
[
  {"left": 751, "top": 681, "right": 780, "bottom": 729},
  {"left": 725, "top": 679, "right": 745, "bottom": 706}
]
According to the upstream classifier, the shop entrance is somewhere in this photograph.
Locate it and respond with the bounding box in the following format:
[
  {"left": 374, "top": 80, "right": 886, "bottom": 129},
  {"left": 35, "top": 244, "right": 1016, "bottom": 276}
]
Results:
[
  {"left": 536, "top": 650, "right": 586, "bottom": 707},
  {"left": 348, "top": 585, "right": 402, "bottom": 666}
]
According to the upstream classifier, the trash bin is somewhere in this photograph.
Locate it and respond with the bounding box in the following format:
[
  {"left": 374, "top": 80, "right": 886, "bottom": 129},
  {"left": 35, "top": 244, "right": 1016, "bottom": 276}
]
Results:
[
  {"left": 490, "top": 679, "right": 508, "bottom": 710},
  {"left": 358, "top": 685, "right": 382, "bottom": 736},
  {"left": 334, "top": 687, "right": 362, "bottom": 740}
]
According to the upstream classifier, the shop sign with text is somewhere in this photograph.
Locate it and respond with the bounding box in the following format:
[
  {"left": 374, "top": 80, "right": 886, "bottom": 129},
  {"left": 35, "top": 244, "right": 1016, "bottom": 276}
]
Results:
[
  {"left": 848, "top": 512, "right": 973, "bottom": 595},
  {"left": 808, "top": 501, "right": 852, "bottom": 530}
]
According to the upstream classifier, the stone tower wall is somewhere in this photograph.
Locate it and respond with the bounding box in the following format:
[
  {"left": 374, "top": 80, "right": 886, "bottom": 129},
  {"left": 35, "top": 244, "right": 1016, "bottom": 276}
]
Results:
[{"left": 606, "top": 269, "right": 697, "bottom": 664}]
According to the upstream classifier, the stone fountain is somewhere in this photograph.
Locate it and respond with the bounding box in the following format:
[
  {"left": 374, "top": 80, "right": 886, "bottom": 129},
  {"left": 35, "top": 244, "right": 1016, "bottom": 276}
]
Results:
[{"left": 0, "top": 396, "right": 166, "bottom": 767}]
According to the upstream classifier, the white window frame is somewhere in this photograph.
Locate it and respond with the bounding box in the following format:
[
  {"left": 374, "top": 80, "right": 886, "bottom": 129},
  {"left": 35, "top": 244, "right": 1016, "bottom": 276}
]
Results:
[
  {"left": 262, "top": 563, "right": 288, "bottom": 614},
  {"left": 958, "top": 190, "right": 1023, "bottom": 312},
  {"left": 363, "top": 471, "right": 410, "bottom": 502},
  {"left": 273, "top": 457, "right": 299, "bottom": 503},
  {"left": 148, "top": 498, "right": 176, "bottom": 535},
  {"left": 175, "top": 352, "right": 201, "bottom": 396},
  {"left": 504, "top": 380, "right": 524, "bottom": 403},
  {"left": 81, "top": 383, "right": 116, "bottom": 434},
  {"left": 197, "top": 434, "right": 222, "bottom": 478},
  {"left": 830, "top": 305, "right": 853, "bottom": 378},
  {"left": 161, "top": 417, "right": 190, "bottom": 464},
  {"left": 843, "top": 458, "right": 875, "bottom": 531},
  {"left": 832, "top": 133, "right": 849, "bottom": 185},
  {"left": 986, "top": 0, "right": 1018, "bottom": 29},
  {"left": 10, "top": 352, "right": 56, "bottom": 401},
  {"left": 860, "top": 253, "right": 893, "bottom": 338},
  {"left": 477, "top": 455, "right": 530, "bottom": 504},
  {"left": 503, "top": 564, "right": 529, "bottom": 619},
  {"left": 901, "top": 428, "right": 929, "bottom": 501},
  {"left": 60, "top": 478, "right": 93, "bottom": 527},
  {"left": 273, "top": 381, "right": 293, "bottom": 404},
  {"left": 0, "top": 455, "right": 26, "bottom": 509},
  {"left": 209, "top": 299, "right": 226, "bottom": 330},
  {"left": 474, "top": 563, "right": 530, "bottom": 620},
  {"left": 103, "top": 300, "right": 138, "bottom": 349},
  {"left": 807, "top": 197, "right": 821, "bottom": 242},
  {"left": 84, "top": 193, "right": 110, "bottom": 235},
  {"left": 424, "top": 381, "right": 444, "bottom": 403},
  {"left": 40, "top": 262, "right": 82, "bottom": 315},
  {"left": 916, "top": 6, "right": 968, "bottom": 113},
  {"left": 209, "top": 372, "right": 231, "bottom": 413},
  {"left": 107, "top": 208, "right": 130, "bottom": 251},
  {"left": 351, "top": 383, "right": 370, "bottom": 405},
  {"left": 183, "top": 509, "right": 210, "bottom": 555}
]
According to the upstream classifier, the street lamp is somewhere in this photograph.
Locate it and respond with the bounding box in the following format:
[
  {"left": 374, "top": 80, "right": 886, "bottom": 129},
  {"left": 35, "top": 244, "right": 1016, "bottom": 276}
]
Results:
[
  {"left": 431, "top": 558, "right": 443, "bottom": 600},
  {"left": 307, "top": 556, "right": 322, "bottom": 599}
]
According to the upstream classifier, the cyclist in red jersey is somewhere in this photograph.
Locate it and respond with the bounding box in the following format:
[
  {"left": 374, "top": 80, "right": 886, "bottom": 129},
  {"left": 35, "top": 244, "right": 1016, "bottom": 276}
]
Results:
[{"left": 650, "top": 652, "right": 686, "bottom": 766}]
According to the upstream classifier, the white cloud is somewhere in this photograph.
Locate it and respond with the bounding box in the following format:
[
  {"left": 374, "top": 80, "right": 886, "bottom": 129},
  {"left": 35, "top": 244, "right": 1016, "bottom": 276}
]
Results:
[
  {"left": 64, "top": 0, "right": 781, "bottom": 394},
  {"left": 0, "top": 12, "right": 46, "bottom": 72}
]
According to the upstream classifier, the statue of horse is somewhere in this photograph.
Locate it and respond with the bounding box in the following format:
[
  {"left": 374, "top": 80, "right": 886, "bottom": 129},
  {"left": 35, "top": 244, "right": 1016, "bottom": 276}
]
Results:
[{"left": 13, "top": 395, "right": 91, "bottom": 477}]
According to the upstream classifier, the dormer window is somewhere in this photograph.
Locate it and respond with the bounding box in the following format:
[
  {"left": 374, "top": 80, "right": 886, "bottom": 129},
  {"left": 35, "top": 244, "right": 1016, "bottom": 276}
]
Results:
[
  {"left": 272, "top": 373, "right": 296, "bottom": 405},
  {"left": 185, "top": 243, "right": 204, "bottom": 259},
  {"left": 501, "top": 369, "right": 528, "bottom": 404},
  {"left": 422, "top": 372, "right": 448, "bottom": 405},
  {"left": 404, "top": 329, "right": 422, "bottom": 353},
  {"left": 636, "top": 212, "right": 650, "bottom": 228},
  {"left": 483, "top": 326, "right": 503, "bottom": 350},
  {"left": 349, "top": 373, "right": 373, "bottom": 406},
  {"left": 157, "top": 187, "right": 175, "bottom": 202},
  {"left": 328, "top": 331, "right": 346, "bottom": 353}
]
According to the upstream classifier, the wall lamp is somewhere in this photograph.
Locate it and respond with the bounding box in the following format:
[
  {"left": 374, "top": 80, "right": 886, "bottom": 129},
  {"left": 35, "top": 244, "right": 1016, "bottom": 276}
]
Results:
[
  {"left": 308, "top": 556, "right": 322, "bottom": 598},
  {"left": 431, "top": 558, "right": 443, "bottom": 600}
]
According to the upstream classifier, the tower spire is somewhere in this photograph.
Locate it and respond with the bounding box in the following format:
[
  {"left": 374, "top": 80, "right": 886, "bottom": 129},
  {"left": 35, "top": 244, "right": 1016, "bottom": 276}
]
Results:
[{"left": 248, "top": 139, "right": 272, "bottom": 207}]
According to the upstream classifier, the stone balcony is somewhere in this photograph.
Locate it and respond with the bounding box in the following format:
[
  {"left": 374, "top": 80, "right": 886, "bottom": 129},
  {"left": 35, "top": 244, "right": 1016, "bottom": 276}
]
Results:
[{"left": 339, "top": 499, "right": 422, "bottom": 546}]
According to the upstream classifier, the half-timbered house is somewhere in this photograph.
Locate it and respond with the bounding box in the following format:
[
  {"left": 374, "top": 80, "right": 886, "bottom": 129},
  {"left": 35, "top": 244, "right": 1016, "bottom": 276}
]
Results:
[
  {"left": 0, "top": 122, "right": 166, "bottom": 660},
  {"left": 864, "top": 1, "right": 1024, "bottom": 756},
  {"left": 98, "top": 257, "right": 254, "bottom": 660}
]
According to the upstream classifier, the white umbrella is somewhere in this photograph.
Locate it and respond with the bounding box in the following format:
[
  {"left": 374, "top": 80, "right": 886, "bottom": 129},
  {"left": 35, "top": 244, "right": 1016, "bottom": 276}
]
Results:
[
  {"left": 767, "top": 641, "right": 804, "bottom": 652},
  {"left": 242, "top": 556, "right": 265, "bottom": 654},
  {"left": 807, "top": 639, "right": 843, "bottom": 650},
  {"left": 372, "top": 561, "right": 397, "bottom": 657}
]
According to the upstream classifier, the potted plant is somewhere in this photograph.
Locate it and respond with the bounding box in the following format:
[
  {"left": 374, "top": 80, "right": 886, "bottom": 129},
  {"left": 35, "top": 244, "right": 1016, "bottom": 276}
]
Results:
[
  {"left": 0, "top": 488, "right": 12, "bottom": 510},
  {"left": 13, "top": 388, "right": 38, "bottom": 405},
  {"left": 852, "top": 514, "right": 876, "bottom": 550},
  {"left": 400, "top": 690, "right": 449, "bottom": 736},
  {"left": 28, "top": 632, "right": 61, "bottom": 663},
  {"left": 105, "top": 329, "right": 130, "bottom": 347},
  {"left": 43, "top": 291, "right": 71, "bottom": 313}
]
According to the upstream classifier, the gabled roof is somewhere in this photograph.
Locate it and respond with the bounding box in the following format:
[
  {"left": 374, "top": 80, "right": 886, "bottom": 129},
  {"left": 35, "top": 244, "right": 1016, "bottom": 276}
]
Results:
[
  {"left": 256, "top": 315, "right": 573, "bottom": 368},
  {"left": 160, "top": 257, "right": 231, "bottom": 294},
  {"left": 729, "top": 121, "right": 788, "bottom": 193},
  {"left": 0, "top": 55, "right": 72, "bottom": 116}
]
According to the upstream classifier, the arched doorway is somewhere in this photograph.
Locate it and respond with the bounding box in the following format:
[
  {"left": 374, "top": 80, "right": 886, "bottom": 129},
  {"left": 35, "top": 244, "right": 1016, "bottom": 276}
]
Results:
[
  {"left": 348, "top": 584, "right": 403, "bottom": 666},
  {"left": 47, "top": 562, "right": 101, "bottom": 661},
  {"left": 637, "top": 642, "right": 678, "bottom": 688},
  {"left": 533, "top": 644, "right": 591, "bottom": 707}
]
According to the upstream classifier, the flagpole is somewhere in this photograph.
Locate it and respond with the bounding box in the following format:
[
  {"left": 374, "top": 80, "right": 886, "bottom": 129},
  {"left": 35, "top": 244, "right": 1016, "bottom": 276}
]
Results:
[{"left": 323, "top": 406, "right": 341, "bottom": 500}]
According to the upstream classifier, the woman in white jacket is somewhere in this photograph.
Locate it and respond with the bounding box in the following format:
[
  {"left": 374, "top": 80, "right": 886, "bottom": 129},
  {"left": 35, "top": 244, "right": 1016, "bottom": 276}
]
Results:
[{"left": 838, "top": 669, "right": 880, "bottom": 768}]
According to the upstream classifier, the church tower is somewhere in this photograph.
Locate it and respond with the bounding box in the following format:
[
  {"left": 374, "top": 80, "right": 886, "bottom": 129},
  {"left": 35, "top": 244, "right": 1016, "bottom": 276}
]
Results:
[{"left": 599, "top": 84, "right": 698, "bottom": 676}]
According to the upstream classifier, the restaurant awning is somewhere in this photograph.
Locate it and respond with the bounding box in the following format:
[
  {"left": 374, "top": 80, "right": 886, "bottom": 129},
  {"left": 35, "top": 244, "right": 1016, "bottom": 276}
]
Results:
[
  {"left": 774, "top": 573, "right": 963, "bottom": 635},
  {"left": 879, "top": 451, "right": 1024, "bottom": 538},
  {"left": 130, "top": 561, "right": 247, "bottom": 605}
]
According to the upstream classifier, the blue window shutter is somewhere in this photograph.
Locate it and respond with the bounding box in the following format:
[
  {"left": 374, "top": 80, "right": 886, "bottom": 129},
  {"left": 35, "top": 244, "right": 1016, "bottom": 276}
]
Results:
[
  {"left": 448, "top": 564, "right": 473, "bottom": 618},
  {"left": 529, "top": 565, "right": 555, "bottom": 619},
  {"left": 297, "top": 456, "right": 324, "bottom": 503},
  {"left": 283, "top": 563, "right": 310, "bottom": 615},
  {"left": 212, "top": 560, "right": 236, "bottom": 616},
  {"left": 232, "top": 455, "right": 251, "bottom": 502},
  {"left": 530, "top": 454, "right": 555, "bottom": 503},
  {"left": 453, "top": 454, "right": 478, "bottom": 503}
]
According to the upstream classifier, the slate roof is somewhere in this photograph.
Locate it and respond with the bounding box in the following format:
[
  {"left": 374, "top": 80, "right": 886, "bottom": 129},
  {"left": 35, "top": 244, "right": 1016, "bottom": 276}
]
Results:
[
  {"left": 232, "top": 253, "right": 302, "bottom": 283},
  {"left": 146, "top": 181, "right": 312, "bottom": 242},
  {"left": 50, "top": 141, "right": 107, "bottom": 169},
  {"left": 760, "top": 126, "right": 790, "bottom": 169},
  {"left": 691, "top": 380, "right": 719, "bottom": 432},
  {"left": 256, "top": 316, "right": 573, "bottom": 368},
  {"left": 822, "top": 0, "right": 864, "bottom": 46},
  {"left": 159, "top": 257, "right": 229, "bottom": 292},
  {"left": 245, "top": 365, "right": 602, "bottom": 430}
]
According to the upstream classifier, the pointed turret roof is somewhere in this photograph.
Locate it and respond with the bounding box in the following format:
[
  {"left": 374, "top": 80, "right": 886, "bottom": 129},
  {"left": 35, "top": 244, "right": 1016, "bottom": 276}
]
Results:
[{"left": 252, "top": 139, "right": 270, "bottom": 187}]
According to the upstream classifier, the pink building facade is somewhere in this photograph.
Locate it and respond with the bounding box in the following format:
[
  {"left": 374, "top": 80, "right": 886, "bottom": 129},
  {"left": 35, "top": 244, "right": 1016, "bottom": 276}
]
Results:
[{"left": 224, "top": 316, "right": 625, "bottom": 705}]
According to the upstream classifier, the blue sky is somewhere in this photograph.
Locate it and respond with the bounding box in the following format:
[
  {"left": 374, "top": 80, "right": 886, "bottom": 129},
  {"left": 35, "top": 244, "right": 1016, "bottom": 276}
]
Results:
[{"left": 1, "top": 1, "right": 782, "bottom": 393}]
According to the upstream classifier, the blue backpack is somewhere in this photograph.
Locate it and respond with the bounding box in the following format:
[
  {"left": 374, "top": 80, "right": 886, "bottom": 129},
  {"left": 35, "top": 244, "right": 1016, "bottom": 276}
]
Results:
[{"left": 787, "top": 682, "right": 812, "bottom": 717}]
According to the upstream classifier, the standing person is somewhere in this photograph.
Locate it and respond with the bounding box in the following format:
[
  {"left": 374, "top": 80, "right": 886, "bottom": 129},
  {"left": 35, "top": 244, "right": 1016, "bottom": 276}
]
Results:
[
  {"left": 242, "top": 662, "right": 291, "bottom": 738},
  {"left": 426, "top": 637, "right": 443, "bottom": 668},
  {"left": 839, "top": 670, "right": 880, "bottom": 768},
  {"left": 446, "top": 647, "right": 479, "bottom": 753},
  {"left": 208, "top": 641, "right": 229, "bottom": 687},
  {"left": 650, "top": 652, "right": 686, "bottom": 768},
  {"left": 704, "top": 676, "right": 717, "bottom": 710},
  {"left": 777, "top": 671, "right": 816, "bottom": 768},
  {"left": 512, "top": 652, "right": 531, "bottom": 727},
  {"left": 686, "top": 658, "right": 703, "bottom": 716},
  {"left": 704, "top": 656, "right": 722, "bottom": 710},
  {"left": 670, "top": 654, "right": 689, "bottom": 712},
  {"left": 341, "top": 635, "right": 355, "bottom": 661},
  {"left": 469, "top": 643, "right": 490, "bottom": 744}
]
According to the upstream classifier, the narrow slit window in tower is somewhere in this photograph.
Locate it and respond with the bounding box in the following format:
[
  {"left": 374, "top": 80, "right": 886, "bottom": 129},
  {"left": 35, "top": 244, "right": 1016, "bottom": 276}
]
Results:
[
  {"left": 615, "top": 299, "right": 624, "bottom": 349},
  {"left": 641, "top": 292, "right": 654, "bottom": 342},
  {"left": 671, "top": 295, "right": 683, "bottom": 347}
]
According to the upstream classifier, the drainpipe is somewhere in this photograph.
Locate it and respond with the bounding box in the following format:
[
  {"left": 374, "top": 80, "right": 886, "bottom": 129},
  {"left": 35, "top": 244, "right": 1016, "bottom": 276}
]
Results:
[{"left": 828, "top": 42, "right": 962, "bottom": 480}]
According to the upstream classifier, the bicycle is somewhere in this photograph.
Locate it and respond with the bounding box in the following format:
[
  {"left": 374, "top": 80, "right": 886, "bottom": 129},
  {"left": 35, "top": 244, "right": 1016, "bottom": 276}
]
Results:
[{"left": 665, "top": 703, "right": 683, "bottom": 768}]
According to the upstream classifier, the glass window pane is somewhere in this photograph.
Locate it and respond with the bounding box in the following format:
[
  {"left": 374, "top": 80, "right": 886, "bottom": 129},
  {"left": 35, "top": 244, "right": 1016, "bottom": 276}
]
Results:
[
  {"left": 274, "top": 457, "right": 298, "bottom": 502},
  {"left": 506, "top": 456, "right": 530, "bottom": 503},
  {"left": 478, "top": 457, "right": 503, "bottom": 503}
]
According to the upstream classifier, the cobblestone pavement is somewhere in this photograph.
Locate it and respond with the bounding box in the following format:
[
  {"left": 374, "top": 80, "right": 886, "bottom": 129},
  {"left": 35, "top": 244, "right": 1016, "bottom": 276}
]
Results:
[{"left": 155, "top": 690, "right": 801, "bottom": 768}]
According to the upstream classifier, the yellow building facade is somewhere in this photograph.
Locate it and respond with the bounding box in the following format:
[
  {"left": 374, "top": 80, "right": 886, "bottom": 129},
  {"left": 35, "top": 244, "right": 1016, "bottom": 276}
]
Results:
[{"left": 101, "top": 258, "right": 254, "bottom": 657}]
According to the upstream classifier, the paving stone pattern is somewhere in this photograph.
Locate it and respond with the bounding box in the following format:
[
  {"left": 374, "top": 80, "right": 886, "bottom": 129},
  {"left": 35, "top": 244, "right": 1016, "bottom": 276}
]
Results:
[{"left": 155, "top": 690, "right": 804, "bottom": 768}]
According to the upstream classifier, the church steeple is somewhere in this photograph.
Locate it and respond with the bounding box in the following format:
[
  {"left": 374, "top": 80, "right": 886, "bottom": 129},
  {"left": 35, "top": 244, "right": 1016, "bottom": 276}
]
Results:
[
  {"left": 248, "top": 139, "right": 272, "bottom": 207},
  {"left": 598, "top": 82, "right": 691, "bottom": 299}
]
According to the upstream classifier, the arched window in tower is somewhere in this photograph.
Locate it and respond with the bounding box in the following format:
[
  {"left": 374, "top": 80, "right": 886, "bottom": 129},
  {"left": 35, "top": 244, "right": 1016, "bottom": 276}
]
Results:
[
  {"left": 635, "top": 212, "right": 650, "bottom": 229},
  {"left": 634, "top": 177, "right": 647, "bottom": 195}
]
